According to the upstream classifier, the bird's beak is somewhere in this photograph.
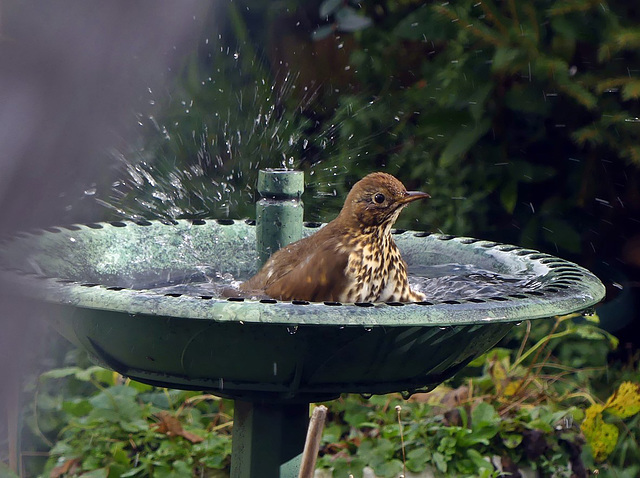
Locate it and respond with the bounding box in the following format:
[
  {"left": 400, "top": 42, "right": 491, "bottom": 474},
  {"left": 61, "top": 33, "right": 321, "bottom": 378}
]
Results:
[{"left": 399, "top": 190, "right": 430, "bottom": 204}]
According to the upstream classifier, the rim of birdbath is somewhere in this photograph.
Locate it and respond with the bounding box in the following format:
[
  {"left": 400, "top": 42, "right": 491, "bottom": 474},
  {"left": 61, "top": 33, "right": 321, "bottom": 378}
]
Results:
[{"left": 0, "top": 219, "right": 604, "bottom": 327}]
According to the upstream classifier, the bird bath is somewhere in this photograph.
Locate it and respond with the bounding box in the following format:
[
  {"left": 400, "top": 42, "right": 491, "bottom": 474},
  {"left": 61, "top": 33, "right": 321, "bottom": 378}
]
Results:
[{"left": 0, "top": 170, "right": 604, "bottom": 477}]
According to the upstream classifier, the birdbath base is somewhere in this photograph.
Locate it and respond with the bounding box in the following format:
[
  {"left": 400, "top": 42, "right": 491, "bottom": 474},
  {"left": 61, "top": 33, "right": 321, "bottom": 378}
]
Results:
[{"left": 232, "top": 401, "right": 309, "bottom": 478}]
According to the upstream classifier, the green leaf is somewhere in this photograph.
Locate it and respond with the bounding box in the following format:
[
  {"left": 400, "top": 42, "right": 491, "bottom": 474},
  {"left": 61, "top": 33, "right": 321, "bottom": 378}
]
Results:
[
  {"left": 622, "top": 80, "right": 640, "bottom": 100},
  {"left": 492, "top": 47, "right": 523, "bottom": 73},
  {"left": 466, "top": 448, "right": 493, "bottom": 470},
  {"left": 75, "top": 366, "right": 108, "bottom": 382},
  {"left": 40, "top": 366, "right": 83, "bottom": 380},
  {"left": 121, "top": 466, "right": 145, "bottom": 477},
  {"left": 312, "top": 25, "right": 334, "bottom": 41},
  {"left": 62, "top": 398, "right": 93, "bottom": 417},
  {"left": 336, "top": 7, "right": 372, "bottom": 32},
  {"left": 542, "top": 218, "right": 582, "bottom": 254},
  {"left": 501, "top": 432, "right": 524, "bottom": 448},
  {"left": 319, "top": 0, "right": 341, "bottom": 18},
  {"left": 433, "top": 451, "right": 448, "bottom": 472},
  {"left": 468, "top": 83, "right": 493, "bottom": 122},
  {"left": 372, "top": 459, "right": 404, "bottom": 478},
  {"left": 500, "top": 181, "right": 518, "bottom": 214},
  {"left": 439, "top": 119, "right": 491, "bottom": 166},
  {"left": 406, "top": 447, "right": 431, "bottom": 472},
  {"left": 472, "top": 402, "right": 500, "bottom": 430},
  {"left": 79, "top": 469, "right": 109, "bottom": 478}
]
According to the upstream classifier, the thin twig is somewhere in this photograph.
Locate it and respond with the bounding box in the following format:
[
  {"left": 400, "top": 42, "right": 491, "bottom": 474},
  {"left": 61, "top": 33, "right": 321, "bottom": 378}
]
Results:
[
  {"left": 396, "top": 405, "right": 407, "bottom": 478},
  {"left": 298, "top": 405, "right": 328, "bottom": 478},
  {"left": 514, "top": 320, "right": 532, "bottom": 365}
]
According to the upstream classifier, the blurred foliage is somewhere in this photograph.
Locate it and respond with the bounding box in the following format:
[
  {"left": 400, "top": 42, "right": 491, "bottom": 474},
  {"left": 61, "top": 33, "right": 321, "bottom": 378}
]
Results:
[{"left": 104, "top": 0, "right": 640, "bottom": 265}]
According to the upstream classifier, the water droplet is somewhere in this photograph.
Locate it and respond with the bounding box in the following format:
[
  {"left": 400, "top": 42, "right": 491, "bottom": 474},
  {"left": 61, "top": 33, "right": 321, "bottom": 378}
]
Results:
[
  {"left": 401, "top": 390, "right": 412, "bottom": 400},
  {"left": 219, "top": 378, "right": 224, "bottom": 390},
  {"left": 364, "top": 327, "right": 373, "bottom": 332},
  {"left": 84, "top": 188, "right": 97, "bottom": 196},
  {"left": 287, "top": 325, "right": 299, "bottom": 335},
  {"left": 273, "top": 362, "right": 278, "bottom": 376}
]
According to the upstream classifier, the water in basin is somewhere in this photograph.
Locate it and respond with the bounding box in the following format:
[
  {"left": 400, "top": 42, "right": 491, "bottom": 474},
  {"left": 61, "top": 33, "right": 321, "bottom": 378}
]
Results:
[{"left": 138, "top": 262, "right": 543, "bottom": 301}]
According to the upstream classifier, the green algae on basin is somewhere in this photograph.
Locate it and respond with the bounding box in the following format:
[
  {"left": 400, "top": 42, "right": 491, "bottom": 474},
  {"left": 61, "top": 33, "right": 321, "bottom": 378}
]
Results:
[{"left": 0, "top": 219, "right": 604, "bottom": 401}]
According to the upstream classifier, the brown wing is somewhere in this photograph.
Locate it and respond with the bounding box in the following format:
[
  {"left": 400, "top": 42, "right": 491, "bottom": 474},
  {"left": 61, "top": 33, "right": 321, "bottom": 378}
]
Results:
[
  {"left": 240, "top": 228, "right": 350, "bottom": 302},
  {"left": 264, "top": 244, "right": 349, "bottom": 301}
]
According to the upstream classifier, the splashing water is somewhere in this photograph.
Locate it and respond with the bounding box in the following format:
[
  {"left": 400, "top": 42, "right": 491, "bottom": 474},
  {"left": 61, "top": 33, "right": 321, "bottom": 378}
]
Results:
[
  {"left": 97, "top": 42, "right": 322, "bottom": 223},
  {"left": 95, "top": 39, "right": 407, "bottom": 226}
]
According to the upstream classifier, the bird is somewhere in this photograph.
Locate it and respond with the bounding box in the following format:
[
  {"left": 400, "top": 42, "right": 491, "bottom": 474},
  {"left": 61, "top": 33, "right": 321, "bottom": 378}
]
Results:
[{"left": 240, "top": 172, "right": 430, "bottom": 303}]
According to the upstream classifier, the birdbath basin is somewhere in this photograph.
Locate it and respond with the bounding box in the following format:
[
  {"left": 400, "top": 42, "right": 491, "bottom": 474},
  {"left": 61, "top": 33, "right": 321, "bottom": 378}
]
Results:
[{"left": 0, "top": 171, "right": 605, "bottom": 477}]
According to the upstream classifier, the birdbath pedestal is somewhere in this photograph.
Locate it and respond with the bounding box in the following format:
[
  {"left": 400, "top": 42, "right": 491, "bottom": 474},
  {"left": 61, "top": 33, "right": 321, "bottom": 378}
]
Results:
[{"left": 0, "top": 170, "right": 605, "bottom": 477}]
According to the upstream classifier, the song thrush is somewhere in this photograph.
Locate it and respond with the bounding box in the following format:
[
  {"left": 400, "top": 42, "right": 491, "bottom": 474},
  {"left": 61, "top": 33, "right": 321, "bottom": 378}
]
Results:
[{"left": 240, "top": 172, "right": 430, "bottom": 303}]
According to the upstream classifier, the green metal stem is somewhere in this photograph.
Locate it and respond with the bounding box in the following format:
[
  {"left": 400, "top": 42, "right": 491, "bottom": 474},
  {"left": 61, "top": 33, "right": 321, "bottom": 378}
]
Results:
[
  {"left": 256, "top": 169, "right": 304, "bottom": 266},
  {"left": 228, "top": 169, "right": 309, "bottom": 477},
  {"left": 230, "top": 401, "right": 309, "bottom": 478}
]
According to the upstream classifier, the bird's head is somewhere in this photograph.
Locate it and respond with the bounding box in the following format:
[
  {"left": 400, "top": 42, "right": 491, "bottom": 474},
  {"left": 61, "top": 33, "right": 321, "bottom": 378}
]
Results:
[{"left": 339, "top": 172, "right": 430, "bottom": 231}]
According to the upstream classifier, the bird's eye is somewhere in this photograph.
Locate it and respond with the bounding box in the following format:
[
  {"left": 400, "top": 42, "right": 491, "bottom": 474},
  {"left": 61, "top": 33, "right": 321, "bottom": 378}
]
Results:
[{"left": 373, "top": 193, "right": 386, "bottom": 204}]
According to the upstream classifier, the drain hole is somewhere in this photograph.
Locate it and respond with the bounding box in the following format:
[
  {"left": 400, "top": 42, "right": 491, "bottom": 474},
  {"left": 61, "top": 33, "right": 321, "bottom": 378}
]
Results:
[
  {"left": 217, "top": 219, "right": 234, "bottom": 225},
  {"left": 355, "top": 302, "right": 374, "bottom": 307},
  {"left": 135, "top": 220, "right": 152, "bottom": 226},
  {"left": 227, "top": 297, "right": 244, "bottom": 302},
  {"left": 110, "top": 221, "right": 127, "bottom": 227},
  {"left": 515, "top": 250, "right": 537, "bottom": 256},
  {"left": 324, "top": 301, "right": 342, "bottom": 306},
  {"left": 260, "top": 299, "right": 277, "bottom": 304},
  {"left": 292, "top": 300, "right": 310, "bottom": 305},
  {"left": 245, "top": 219, "right": 256, "bottom": 226},
  {"left": 191, "top": 219, "right": 206, "bottom": 225},
  {"left": 165, "top": 293, "right": 182, "bottom": 297},
  {"left": 413, "top": 231, "right": 432, "bottom": 237},
  {"left": 304, "top": 222, "right": 322, "bottom": 228},
  {"left": 85, "top": 223, "right": 104, "bottom": 229}
]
